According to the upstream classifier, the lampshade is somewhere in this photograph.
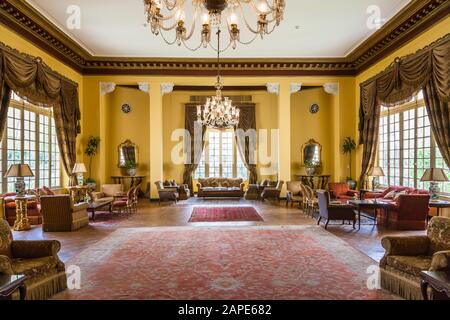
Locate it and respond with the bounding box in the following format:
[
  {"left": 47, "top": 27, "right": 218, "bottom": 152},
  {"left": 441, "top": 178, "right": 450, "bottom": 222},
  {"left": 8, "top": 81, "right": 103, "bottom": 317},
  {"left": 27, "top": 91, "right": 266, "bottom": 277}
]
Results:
[
  {"left": 421, "top": 168, "right": 449, "bottom": 182},
  {"left": 368, "top": 166, "right": 385, "bottom": 177},
  {"left": 5, "top": 164, "right": 34, "bottom": 178},
  {"left": 72, "top": 163, "right": 87, "bottom": 174}
]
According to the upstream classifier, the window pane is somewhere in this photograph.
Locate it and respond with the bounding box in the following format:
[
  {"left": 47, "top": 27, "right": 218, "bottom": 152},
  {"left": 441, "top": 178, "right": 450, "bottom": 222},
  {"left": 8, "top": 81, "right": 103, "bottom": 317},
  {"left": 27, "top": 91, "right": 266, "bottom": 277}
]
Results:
[
  {"left": 39, "top": 114, "right": 50, "bottom": 188},
  {"left": 7, "top": 107, "right": 22, "bottom": 192},
  {"left": 221, "top": 131, "right": 233, "bottom": 178}
]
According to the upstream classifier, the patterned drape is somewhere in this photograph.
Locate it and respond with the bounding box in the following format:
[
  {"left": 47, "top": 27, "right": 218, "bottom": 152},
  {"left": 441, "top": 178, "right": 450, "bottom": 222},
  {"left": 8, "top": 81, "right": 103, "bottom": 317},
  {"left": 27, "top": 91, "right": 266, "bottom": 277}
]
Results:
[
  {"left": 183, "top": 104, "right": 206, "bottom": 191},
  {"left": 0, "top": 42, "right": 81, "bottom": 186},
  {"left": 235, "top": 103, "right": 258, "bottom": 184},
  {"left": 358, "top": 34, "right": 450, "bottom": 187}
]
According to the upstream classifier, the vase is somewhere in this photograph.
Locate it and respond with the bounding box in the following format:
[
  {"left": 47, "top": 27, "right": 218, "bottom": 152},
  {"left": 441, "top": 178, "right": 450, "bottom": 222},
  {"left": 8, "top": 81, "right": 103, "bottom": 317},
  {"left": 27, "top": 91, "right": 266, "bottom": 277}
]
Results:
[
  {"left": 127, "top": 168, "right": 137, "bottom": 177},
  {"left": 305, "top": 167, "right": 315, "bottom": 176},
  {"left": 346, "top": 179, "right": 357, "bottom": 190}
]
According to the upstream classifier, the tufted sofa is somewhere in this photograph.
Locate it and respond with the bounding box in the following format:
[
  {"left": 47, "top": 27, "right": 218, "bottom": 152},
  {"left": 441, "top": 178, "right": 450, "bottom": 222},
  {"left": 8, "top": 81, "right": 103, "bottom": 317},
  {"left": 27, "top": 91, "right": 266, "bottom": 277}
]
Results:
[
  {"left": 380, "top": 216, "right": 450, "bottom": 300},
  {"left": 0, "top": 219, "right": 67, "bottom": 300},
  {"left": 197, "top": 178, "right": 245, "bottom": 198}
]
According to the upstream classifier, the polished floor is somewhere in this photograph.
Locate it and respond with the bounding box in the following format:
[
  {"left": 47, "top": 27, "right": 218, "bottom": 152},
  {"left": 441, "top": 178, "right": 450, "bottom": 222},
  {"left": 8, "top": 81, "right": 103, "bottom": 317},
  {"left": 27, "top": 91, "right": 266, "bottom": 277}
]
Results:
[{"left": 12, "top": 197, "right": 425, "bottom": 263}]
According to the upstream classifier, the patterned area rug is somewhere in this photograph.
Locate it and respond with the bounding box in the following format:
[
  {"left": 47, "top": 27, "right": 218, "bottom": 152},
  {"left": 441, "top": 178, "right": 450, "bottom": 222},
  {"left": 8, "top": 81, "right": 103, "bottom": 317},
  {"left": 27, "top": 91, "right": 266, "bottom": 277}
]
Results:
[
  {"left": 189, "top": 206, "right": 264, "bottom": 222},
  {"left": 55, "top": 226, "right": 395, "bottom": 300}
]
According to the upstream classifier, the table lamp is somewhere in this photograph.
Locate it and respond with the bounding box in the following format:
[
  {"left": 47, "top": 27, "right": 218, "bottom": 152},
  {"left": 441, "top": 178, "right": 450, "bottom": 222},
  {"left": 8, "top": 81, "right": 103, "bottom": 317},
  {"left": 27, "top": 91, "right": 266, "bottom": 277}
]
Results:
[
  {"left": 421, "top": 168, "right": 449, "bottom": 200},
  {"left": 368, "top": 166, "right": 385, "bottom": 191},
  {"left": 5, "top": 164, "right": 34, "bottom": 197},
  {"left": 73, "top": 163, "right": 87, "bottom": 186}
]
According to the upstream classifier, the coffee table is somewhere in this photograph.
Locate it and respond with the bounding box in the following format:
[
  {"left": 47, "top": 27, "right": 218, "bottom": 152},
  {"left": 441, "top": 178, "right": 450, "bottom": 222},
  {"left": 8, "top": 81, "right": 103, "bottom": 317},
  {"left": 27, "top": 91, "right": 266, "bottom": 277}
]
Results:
[
  {"left": 348, "top": 199, "right": 391, "bottom": 230},
  {"left": 421, "top": 271, "right": 450, "bottom": 300},
  {"left": 87, "top": 200, "right": 113, "bottom": 221},
  {"left": 0, "top": 274, "right": 26, "bottom": 300}
]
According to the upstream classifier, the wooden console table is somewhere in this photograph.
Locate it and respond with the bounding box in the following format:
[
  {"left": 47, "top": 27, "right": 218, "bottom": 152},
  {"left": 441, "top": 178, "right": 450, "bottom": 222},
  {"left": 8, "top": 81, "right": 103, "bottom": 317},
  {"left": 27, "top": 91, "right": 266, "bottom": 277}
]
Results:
[
  {"left": 295, "top": 175, "right": 331, "bottom": 190},
  {"left": 111, "top": 176, "right": 145, "bottom": 188}
]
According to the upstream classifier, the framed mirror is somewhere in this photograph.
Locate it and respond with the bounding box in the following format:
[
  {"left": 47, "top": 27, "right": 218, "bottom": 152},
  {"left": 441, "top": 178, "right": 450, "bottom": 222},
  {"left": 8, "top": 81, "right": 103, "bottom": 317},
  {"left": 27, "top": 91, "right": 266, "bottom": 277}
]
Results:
[
  {"left": 118, "top": 140, "right": 139, "bottom": 167},
  {"left": 302, "top": 139, "right": 322, "bottom": 165}
]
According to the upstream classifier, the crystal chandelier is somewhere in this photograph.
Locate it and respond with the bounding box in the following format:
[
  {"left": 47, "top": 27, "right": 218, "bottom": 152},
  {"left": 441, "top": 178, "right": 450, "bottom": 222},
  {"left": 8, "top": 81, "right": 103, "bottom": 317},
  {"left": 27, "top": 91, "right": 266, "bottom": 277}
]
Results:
[
  {"left": 143, "top": 0, "right": 286, "bottom": 51},
  {"left": 197, "top": 29, "right": 240, "bottom": 129}
]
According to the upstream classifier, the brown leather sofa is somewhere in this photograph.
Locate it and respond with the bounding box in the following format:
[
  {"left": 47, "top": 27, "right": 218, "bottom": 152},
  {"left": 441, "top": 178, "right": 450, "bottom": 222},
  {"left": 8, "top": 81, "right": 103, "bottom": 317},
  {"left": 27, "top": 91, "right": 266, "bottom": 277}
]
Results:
[{"left": 197, "top": 178, "right": 245, "bottom": 198}]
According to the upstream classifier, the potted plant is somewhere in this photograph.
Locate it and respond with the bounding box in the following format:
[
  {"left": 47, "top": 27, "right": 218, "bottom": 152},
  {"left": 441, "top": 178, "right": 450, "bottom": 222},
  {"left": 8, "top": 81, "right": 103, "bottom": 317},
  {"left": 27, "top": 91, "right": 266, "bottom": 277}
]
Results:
[
  {"left": 124, "top": 160, "right": 138, "bottom": 177},
  {"left": 304, "top": 160, "right": 319, "bottom": 176},
  {"left": 84, "top": 136, "right": 101, "bottom": 189},
  {"left": 342, "top": 137, "right": 357, "bottom": 190}
]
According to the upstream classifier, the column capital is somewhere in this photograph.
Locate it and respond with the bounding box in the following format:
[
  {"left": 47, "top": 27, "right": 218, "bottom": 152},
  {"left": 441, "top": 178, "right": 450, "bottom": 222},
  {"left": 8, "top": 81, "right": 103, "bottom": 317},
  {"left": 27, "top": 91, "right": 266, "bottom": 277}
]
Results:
[
  {"left": 161, "top": 83, "right": 175, "bottom": 96},
  {"left": 266, "top": 83, "right": 280, "bottom": 95},
  {"left": 138, "top": 82, "right": 150, "bottom": 93},
  {"left": 290, "top": 83, "right": 303, "bottom": 94},
  {"left": 100, "top": 82, "right": 116, "bottom": 95},
  {"left": 323, "top": 83, "right": 339, "bottom": 96}
]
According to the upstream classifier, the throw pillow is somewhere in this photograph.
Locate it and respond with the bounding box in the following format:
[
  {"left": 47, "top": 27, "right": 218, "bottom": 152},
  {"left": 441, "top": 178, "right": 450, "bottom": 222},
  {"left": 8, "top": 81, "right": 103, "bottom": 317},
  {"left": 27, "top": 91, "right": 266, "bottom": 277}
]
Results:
[
  {"left": 383, "top": 190, "right": 397, "bottom": 199},
  {"left": 42, "top": 186, "right": 55, "bottom": 196},
  {"left": 394, "top": 190, "right": 408, "bottom": 201}
]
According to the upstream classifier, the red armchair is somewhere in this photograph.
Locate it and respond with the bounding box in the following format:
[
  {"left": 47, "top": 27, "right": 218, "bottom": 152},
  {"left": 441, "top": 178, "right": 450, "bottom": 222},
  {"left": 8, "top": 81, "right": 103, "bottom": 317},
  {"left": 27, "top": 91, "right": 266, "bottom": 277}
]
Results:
[{"left": 328, "top": 183, "right": 358, "bottom": 200}]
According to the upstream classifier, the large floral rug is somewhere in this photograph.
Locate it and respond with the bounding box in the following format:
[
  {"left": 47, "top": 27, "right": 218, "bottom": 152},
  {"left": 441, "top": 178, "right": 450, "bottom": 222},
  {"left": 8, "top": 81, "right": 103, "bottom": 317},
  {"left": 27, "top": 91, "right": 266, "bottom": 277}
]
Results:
[{"left": 55, "top": 226, "right": 394, "bottom": 300}]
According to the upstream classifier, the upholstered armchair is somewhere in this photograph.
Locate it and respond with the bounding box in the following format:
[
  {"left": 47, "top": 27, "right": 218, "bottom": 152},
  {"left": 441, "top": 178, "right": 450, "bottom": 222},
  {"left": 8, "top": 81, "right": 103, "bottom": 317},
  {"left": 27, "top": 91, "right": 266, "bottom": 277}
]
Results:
[
  {"left": 328, "top": 183, "right": 358, "bottom": 200},
  {"left": 261, "top": 181, "right": 284, "bottom": 202},
  {"left": 40, "top": 195, "right": 89, "bottom": 232},
  {"left": 163, "top": 182, "right": 191, "bottom": 200},
  {"left": 91, "top": 184, "right": 124, "bottom": 203},
  {"left": 155, "top": 181, "right": 179, "bottom": 205},
  {"left": 0, "top": 219, "right": 67, "bottom": 300},
  {"left": 317, "top": 191, "right": 356, "bottom": 229},
  {"left": 380, "top": 217, "right": 450, "bottom": 300},
  {"left": 286, "top": 181, "right": 303, "bottom": 208}
]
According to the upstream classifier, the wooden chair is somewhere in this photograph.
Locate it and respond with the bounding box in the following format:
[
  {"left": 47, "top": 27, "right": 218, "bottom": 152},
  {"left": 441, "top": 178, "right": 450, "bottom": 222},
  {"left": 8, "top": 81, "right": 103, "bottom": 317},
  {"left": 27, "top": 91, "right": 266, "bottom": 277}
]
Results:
[
  {"left": 317, "top": 191, "right": 356, "bottom": 229},
  {"left": 286, "top": 181, "right": 303, "bottom": 208},
  {"left": 303, "top": 184, "right": 319, "bottom": 218},
  {"left": 261, "top": 181, "right": 284, "bottom": 203},
  {"left": 155, "top": 181, "right": 179, "bottom": 205}
]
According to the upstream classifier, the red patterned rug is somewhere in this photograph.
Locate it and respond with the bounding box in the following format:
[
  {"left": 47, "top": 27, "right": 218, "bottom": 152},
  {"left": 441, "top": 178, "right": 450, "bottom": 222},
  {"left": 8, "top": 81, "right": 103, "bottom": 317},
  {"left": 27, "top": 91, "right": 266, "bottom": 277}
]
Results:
[
  {"left": 55, "top": 226, "right": 395, "bottom": 300},
  {"left": 189, "top": 206, "right": 264, "bottom": 222}
]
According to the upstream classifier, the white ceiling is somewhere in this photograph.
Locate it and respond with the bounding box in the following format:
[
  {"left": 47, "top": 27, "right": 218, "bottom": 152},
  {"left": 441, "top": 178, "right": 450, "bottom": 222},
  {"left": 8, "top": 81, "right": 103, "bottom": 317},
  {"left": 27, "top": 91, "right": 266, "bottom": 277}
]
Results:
[{"left": 26, "top": 0, "right": 411, "bottom": 59}]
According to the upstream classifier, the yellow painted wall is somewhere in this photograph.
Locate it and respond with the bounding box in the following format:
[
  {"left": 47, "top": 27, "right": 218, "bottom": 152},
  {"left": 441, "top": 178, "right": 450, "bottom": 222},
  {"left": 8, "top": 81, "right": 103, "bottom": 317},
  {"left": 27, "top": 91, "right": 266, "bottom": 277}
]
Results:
[
  {"left": 163, "top": 90, "right": 279, "bottom": 183},
  {"left": 0, "top": 24, "right": 84, "bottom": 187},
  {"left": 106, "top": 87, "right": 150, "bottom": 190},
  {"left": 291, "top": 88, "right": 333, "bottom": 178}
]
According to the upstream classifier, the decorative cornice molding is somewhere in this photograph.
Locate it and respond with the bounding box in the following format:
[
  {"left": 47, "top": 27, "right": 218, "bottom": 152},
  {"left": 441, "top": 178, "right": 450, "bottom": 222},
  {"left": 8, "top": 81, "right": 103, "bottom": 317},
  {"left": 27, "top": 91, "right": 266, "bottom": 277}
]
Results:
[{"left": 0, "top": 0, "right": 448, "bottom": 76}]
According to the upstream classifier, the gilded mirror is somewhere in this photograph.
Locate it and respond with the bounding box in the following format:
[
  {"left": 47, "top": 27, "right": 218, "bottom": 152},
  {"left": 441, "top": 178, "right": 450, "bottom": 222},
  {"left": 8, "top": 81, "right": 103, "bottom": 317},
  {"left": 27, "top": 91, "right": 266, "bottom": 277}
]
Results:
[
  {"left": 302, "top": 139, "right": 322, "bottom": 165},
  {"left": 118, "top": 140, "right": 139, "bottom": 167}
]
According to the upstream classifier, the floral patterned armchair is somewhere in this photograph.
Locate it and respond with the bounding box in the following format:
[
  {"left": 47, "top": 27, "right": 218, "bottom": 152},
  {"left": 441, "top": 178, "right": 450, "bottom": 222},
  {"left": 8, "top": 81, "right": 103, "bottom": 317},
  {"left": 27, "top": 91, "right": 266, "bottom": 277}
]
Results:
[
  {"left": 380, "top": 217, "right": 450, "bottom": 300},
  {"left": 0, "top": 219, "right": 67, "bottom": 300}
]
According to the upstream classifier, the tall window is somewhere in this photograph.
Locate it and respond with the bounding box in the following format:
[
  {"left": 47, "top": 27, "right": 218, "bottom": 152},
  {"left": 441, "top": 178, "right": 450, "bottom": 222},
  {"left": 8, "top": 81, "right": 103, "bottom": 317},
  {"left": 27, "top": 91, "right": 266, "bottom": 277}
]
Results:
[
  {"left": 378, "top": 92, "right": 450, "bottom": 194},
  {"left": 195, "top": 129, "right": 248, "bottom": 180},
  {"left": 0, "top": 93, "right": 62, "bottom": 192}
]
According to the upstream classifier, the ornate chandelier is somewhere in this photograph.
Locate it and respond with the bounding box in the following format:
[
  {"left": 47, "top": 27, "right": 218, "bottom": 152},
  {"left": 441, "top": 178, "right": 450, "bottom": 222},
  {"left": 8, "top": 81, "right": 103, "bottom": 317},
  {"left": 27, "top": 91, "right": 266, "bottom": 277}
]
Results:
[
  {"left": 197, "top": 29, "right": 240, "bottom": 129},
  {"left": 143, "top": 0, "right": 286, "bottom": 51}
]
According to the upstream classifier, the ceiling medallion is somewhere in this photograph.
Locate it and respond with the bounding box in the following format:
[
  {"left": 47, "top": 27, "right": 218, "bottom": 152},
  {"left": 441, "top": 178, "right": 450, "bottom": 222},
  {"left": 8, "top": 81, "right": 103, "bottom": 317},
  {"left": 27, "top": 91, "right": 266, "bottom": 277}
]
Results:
[
  {"left": 143, "top": 0, "right": 286, "bottom": 51},
  {"left": 197, "top": 29, "right": 240, "bottom": 129}
]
